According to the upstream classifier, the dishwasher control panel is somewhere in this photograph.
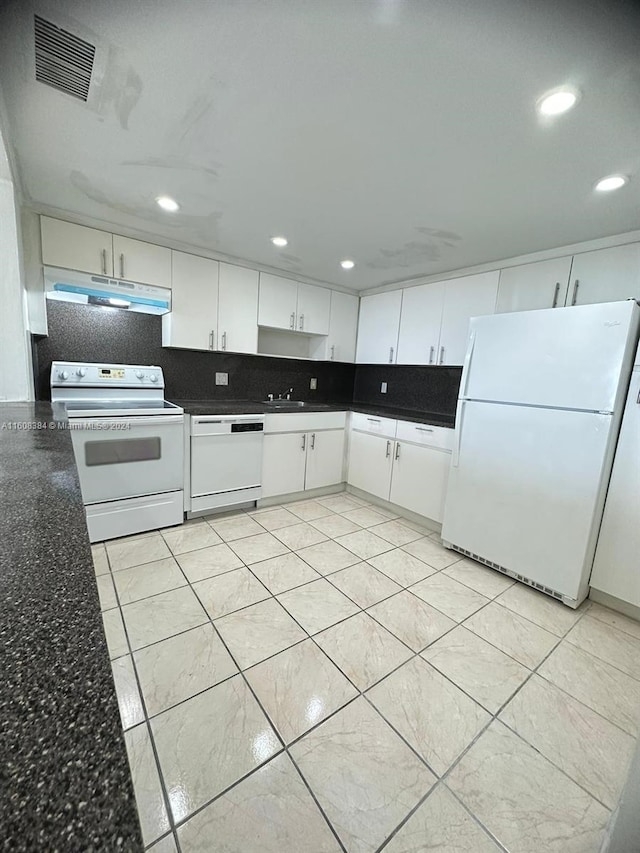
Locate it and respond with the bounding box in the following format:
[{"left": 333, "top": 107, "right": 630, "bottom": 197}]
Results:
[{"left": 231, "top": 422, "right": 263, "bottom": 432}]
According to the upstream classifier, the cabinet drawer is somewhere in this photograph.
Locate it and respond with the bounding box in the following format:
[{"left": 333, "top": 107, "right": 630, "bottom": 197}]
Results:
[
  {"left": 264, "top": 411, "right": 347, "bottom": 434},
  {"left": 351, "top": 412, "right": 397, "bottom": 437},
  {"left": 396, "top": 420, "right": 454, "bottom": 451}
]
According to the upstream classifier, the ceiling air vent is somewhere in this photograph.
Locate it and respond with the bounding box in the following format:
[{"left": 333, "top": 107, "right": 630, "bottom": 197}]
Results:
[{"left": 34, "top": 15, "right": 95, "bottom": 101}]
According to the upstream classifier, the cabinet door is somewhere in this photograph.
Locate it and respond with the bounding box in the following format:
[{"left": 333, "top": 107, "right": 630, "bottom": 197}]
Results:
[
  {"left": 297, "top": 283, "right": 331, "bottom": 335},
  {"left": 390, "top": 442, "right": 451, "bottom": 522},
  {"left": 112, "top": 235, "right": 172, "bottom": 287},
  {"left": 305, "top": 430, "right": 345, "bottom": 490},
  {"left": 355, "top": 290, "right": 402, "bottom": 364},
  {"left": 258, "top": 273, "right": 299, "bottom": 330},
  {"left": 162, "top": 252, "right": 218, "bottom": 351},
  {"left": 396, "top": 282, "right": 445, "bottom": 365},
  {"left": 347, "top": 430, "right": 393, "bottom": 500},
  {"left": 496, "top": 257, "right": 572, "bottom": 314},
  {"left": 327, "top": 291, "right": 359, "bottom": 362},
  {"left": 40, "top": 216, "right": 113, "bottom": 276},
  {"left": 439, "top": 271, "right": 499, "bottom": 365},
  {"left": 218, "top": 263, "right": 259, "bottom": 354},
  {"left": 568, "top": 244, "right": 640, "bottom": 306},
  {"left": 261, "top": 433, "right": 307, "bottom": 498}
]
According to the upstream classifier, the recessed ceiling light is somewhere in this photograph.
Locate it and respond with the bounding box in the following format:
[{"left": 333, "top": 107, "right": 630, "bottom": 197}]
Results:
[
  {"left": 271, "top": 236, "right": 288, "bottom": 247},
  {"left": 537, "top": 87, "right": 580, "bottom": 116},
  {"left": 156, "top": 195, "right": 179, "bottom": 212},
  {"left": 594, "top": 174, "right": 628, "bottom": 192},
  {"left": 340, "top": 259, "right": 355, "bottom": 270}
]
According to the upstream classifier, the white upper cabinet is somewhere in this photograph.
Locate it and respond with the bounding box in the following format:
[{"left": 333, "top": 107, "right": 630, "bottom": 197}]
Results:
[
  {"left": 355, "top": 290, "right": 403, "bottom": 364},
  {"left": 567, "top": 244, "right": 640, "bottom": 306},
  {"left": 496, "top": 257, "right": 572, "bottom": 313},
  {"left": 218, "top": 263, "right": 259, "bottom": 354},
  {"left": 162, "top": 251, "right": 219, "bottom": 351},
  {"left": 112, "top": 235, "right": 172, "bottom": 288},
  {"left": 327, "top": 291, "right": 359, "bottom": 362},
  {"left": 258, "top": 273, "right": 299, "bottom": 330},
  {"left": 396, "top": 281, "right": 445, "bottom": 365},
  {"left": 297, "top": 283, "right": 331, "bottom": 334},
  {"left": 439, "top": 271, "right": 499, "bottom": 365},
  {"left": 41, "top": 216, "right": 113, "bottom": 276}
]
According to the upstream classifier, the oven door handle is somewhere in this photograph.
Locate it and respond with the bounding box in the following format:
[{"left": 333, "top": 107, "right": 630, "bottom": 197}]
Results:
[{"left": 71, "top": 415, "right": 184, "bottom": 429}]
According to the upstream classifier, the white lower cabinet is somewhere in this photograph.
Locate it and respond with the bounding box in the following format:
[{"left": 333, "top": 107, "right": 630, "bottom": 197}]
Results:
[
  {"left": 305, "top": 429, "right": 346, "bottom": 490},
  {"left": 262, "top": 433, "right": 307, "bottom": 498},
  {"left": 389, "top": 441, "right": 451, "bottom": 522},
  {"left": 347, "top": 431, "right": 394, "bottom": 500}
]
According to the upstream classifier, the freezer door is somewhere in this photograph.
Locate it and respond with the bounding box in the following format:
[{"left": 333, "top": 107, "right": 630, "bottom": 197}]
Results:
[
  {"left": 442, "top": 401, "right": 615, "bottom": 602},
  {"left": 461, "top": 301, "right": 639, "bottom": 411}
]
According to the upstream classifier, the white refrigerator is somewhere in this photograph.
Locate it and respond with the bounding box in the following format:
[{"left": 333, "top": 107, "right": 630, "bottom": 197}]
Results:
[{"left": 441, "top": 300, "right": 640, "bottom": 607}]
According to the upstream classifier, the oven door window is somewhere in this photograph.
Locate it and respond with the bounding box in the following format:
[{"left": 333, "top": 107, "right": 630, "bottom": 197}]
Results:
[{"left": 85, "top": 437, "right": 161, "bottom": 466}]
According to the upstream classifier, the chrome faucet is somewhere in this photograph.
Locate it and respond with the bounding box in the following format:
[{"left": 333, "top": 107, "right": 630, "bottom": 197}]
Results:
[{"left": 275, "top": 387, "right": 293, "bottom": 400}]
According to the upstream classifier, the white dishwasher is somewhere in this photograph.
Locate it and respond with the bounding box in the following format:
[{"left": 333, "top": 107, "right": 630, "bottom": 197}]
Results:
[{"left": 189, "top": 414, "right": 264, "bottom": 515}]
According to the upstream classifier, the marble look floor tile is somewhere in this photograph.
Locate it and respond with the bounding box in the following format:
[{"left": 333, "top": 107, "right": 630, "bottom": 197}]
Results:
[
  {"left": 147, "top": 833, "right": 178, "bottom": 853},
  {"left": 112, "top": 557, "right": 186, "bottom": 605},
  {"left": 317, "top": 494, "right": 367, "bottom": 514},
  {"left": 96, "top": 572, "right": 118, "bottom": 610},
  {"left": 341, "top": 506, "right": 393, "bottom": 528},
  {"left": 124, "top": 722, "right": 171, "bottom": 846},
  {"left": 410, "top": 574, "right": 489, "bottom": 622},
  {"left": 277, "top": 578, "right": 358, "bottom": 635},
  {"left": 91, "top": 543, "right": 109, "bottom": 575},
  {"left": 214, "top": 598, "right": 306, "bottom": 670},
  {"left": 286, "top": 499, "right": 336, "bottom": 521},
  {"left": 309, "top": 513, "right": 363, "bottom": 538},
  {"left": 228, "top": 532, "right": 290, "bottom": 564},
  {"left": 329, "top": 562, "right": 402, "bottom": 608},
  {"left": 368, "top": 519, "right": 423, "bottom": 547},
  {"left": 315, "top": 612, "right": 413, "bottom": 690},
  {"left": 251, "top": 506, "right": 301, "bottom": 531},
  {"left": 177, "top": 752, "right": 341, "bottom": 853},
  {"left": 422, "top": 626, "right": 530, "bottom": 714},
  {"left": 176, "top": 543, "right": 244, "bottom": 583},
  {"left": 245, "top": 639, "right": 358, "bottom": 743},
  {"left": 384, "top": 784, "right": 500, "bottom": 853},
  {"left": 401, "top": 537, "right": 462, "bottom": 571},
  {"left": 161, "top": 521, "right": 222, "bottom": 555},
  {"left": 447, "top": 721, "right": 610, "bottom": 853},
  {"left": 464, "top": 601, "right": 558, "bottom": 669},
  {"left": 122, "top": 586, "right": 208, "bottom": 651},
  {"left": 290, "top": 697, "right": 436, "bottom": 853},
  {"left": 443, "top": 558, "right": 515, "bottom": 599},
  {"left": 111, "top": 655, "right": 145, "bottom": 730},
  {"left": 566, "top": 615, "right": 640, "bottom": 680},
  {"left": 499, "top": 674, "right": 634, "bottom": 809},
  {"left": 102, "top": 607, "right": 129, "bottom": 659},
  {"left": 133, "top": 624, "right": 237, "bottom": 717},
  {"left": 271, "top": 521, "right": 328, "bottom": 551},
  {"left": 249, "top": 552, "right": 319, "bottom": 594},
  {"left": 367, "top": 591, "right": 456, "bottom": 652},
  {"left": 207, "top": 514, "right": 265, "bottom": 541},
  {"left": 400, "top": 518, "right": 437, "bottom": 537},
  {"left": 151, "top": 676, "right": 281, "bottom": 823},
  {"left": 106, "top": 533, "right": 172, "bottom": 572},
  {"left": 496, "top": 582, "right": 585, "bottom": 636},
  {"left": 194, "top": 568, "right": 270, "bottom": 620},
  {"left": 368, "top": 657, "right": 490, "bottom": 776},
  {"left": 368, "top": 549, "right": 436, "bottom": 587},
  {"left": 588, "top": 602, "right": 640, "bottom": 641},
  {"left": 296, "top": 539, "right": 361, "bottom": 575},
  {"left": 334, "top": 529, "right": 395, "bottom": 560},
  {"left": 538, "top": 641, "right": 640, "bottom": 736}
]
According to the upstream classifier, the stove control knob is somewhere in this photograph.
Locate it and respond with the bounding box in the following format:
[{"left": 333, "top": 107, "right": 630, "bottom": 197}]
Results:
[
  {"left": 59, "top": 371, "right": 69, "bottom": 380},
  {"left": 150, "top": 374, "right": 159, "bottom": 383},
  {"left": 76, "top": 368, "right": 86, "bottom": 377},
  {"left": 136, "top": 371, "right": 144, "bottom": 380}
]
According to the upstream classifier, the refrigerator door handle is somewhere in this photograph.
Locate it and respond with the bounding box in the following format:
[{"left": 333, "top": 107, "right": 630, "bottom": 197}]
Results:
[
  {"left": 460, "top": 331, "right": 476, "bottom": 399},
  {"left": 452, "top": 400, "right": 466, "bottom": 468}
]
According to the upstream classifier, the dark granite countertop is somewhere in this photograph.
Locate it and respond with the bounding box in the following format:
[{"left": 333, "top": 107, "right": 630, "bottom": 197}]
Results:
[
  {"left": 174, "top": 399, "right": 455, "bottom": 428},
  {"left": 0, "top": 403, "right": 142, "bottom": 852}
]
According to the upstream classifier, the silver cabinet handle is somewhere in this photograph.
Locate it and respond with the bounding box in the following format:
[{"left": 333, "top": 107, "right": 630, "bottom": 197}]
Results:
[
  {"left": 299, "top": 314, "right": 305, "bottom": 331},
  {"left": 101, "top": 248, "right": 107, "bottom": 275},
  {"left": 311, "top": 432, "right": 316, "bottom": 450},
  {"left": 209, "top": 330, "right": 214, "bottom": 350},
  {"left": 385, "top": 440, "right": 391, "bottom": 458},
  {"left": 367, "top": 417, "right": 381, "bottom": 423},
  {"left": 571, "top": 279, "right": 580, "bottom": 306},
  {"left": 416, "top": 427, "right": 434, "bottom": 432},
  {"left": 290, "top": 312, "right": 295, "bottom": 330},
  {"left": 395, "top": 442, "right": 400, "bottom": 460},
  {"left": 552, "top": 281, "right": 560, "bottom": 308},
  {"left": 388, "top": 346, "right": 394, "bottom": 363},
  {"left": 429, "top": 345, "right": 435, "bottom": 364},
  {"left": 221, "top": 332, "right": 227, "bottom": 351},
  {"left": 439, "top": 346, "right": 445, "bottom": 365},
  {"left": 330, "top": 344, "right": 335, "bottom": 360},
  {"left": 301, "top": 434, "right": 306, "bottom": 451},
  {"left": 119, "top": 253, "right": 125, "bottom": 278}
]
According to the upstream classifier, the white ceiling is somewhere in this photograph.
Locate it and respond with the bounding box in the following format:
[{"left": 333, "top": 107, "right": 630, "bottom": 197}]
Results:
[{"left": 1, "top": 0, "right": 639, "bottom": 290}]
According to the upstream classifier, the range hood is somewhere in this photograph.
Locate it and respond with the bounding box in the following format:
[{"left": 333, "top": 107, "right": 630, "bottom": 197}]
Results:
[{"left": 44, "top": 266, "right": 171, "bottom": 315}]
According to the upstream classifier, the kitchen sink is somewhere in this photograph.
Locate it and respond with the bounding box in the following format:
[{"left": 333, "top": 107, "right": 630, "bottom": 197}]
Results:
[{"left": 261, "top": 400, "right": 330, "bottom": 409}]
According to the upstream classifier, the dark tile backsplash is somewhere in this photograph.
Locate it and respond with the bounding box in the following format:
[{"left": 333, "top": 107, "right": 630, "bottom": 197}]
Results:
[{"left": 34, "top": 301, "right": 462, "bottom": 419}]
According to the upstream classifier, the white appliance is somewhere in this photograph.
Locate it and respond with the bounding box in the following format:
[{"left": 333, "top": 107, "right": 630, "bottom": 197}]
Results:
[
  {"left": 51, "top": 361, "right": 184, "bottom": 542},
  {"left": 45, "top": 266, "right": 171, "bottom": 315},
  {"left": 590, "top": 339, "right": 640, "bottom": 612},
  {"left": 441, "top": 300, "right": 640, "bottom": 608},
  {"left": 187, "top": 415, "right": 264, "bottom": 516}
]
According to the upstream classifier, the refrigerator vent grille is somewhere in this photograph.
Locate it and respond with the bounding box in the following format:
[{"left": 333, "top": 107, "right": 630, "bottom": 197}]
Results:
[{"left": 451, "top": 546, "right": 563, "bottom": 600}]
